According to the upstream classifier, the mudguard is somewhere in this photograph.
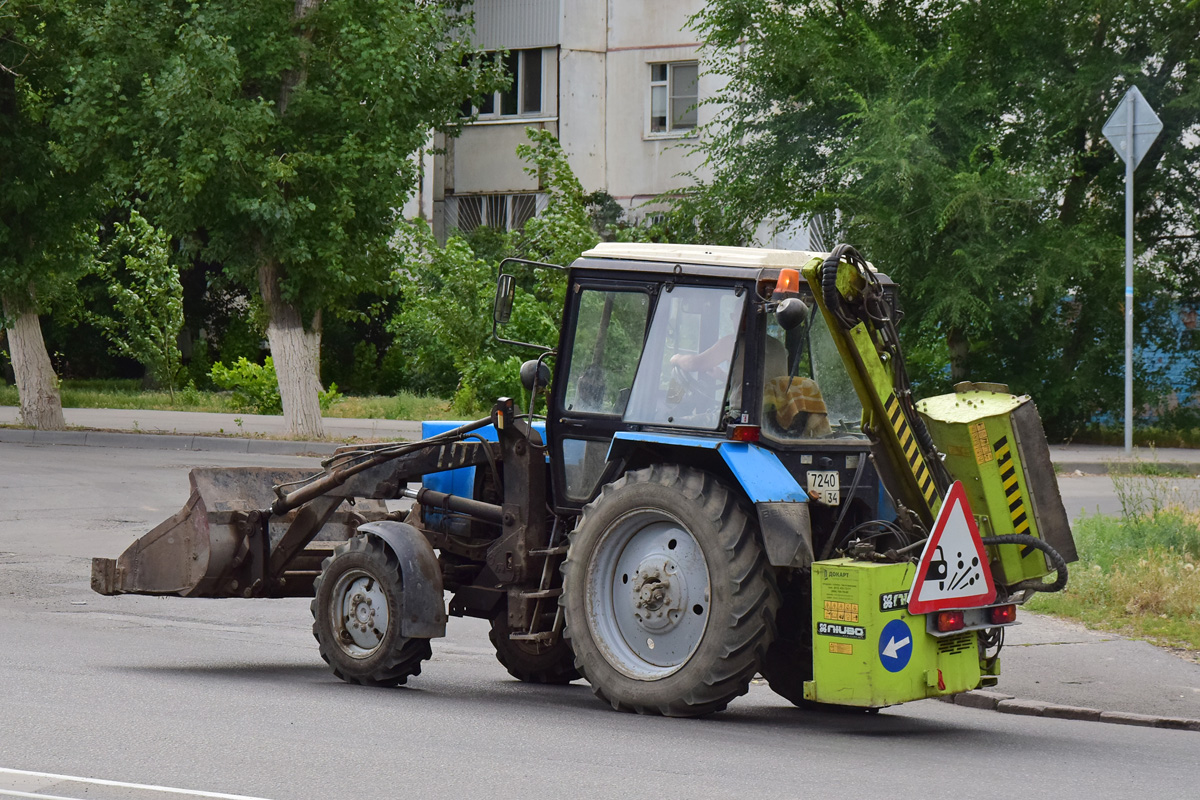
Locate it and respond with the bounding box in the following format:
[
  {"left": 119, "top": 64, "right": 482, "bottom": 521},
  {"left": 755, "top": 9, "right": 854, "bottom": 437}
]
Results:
[
  {"left": 607, "top": 433, "right": 814, "bottom": 568},
  {"left": 356, "top": 521, "right": 448, "bottom": 638}
]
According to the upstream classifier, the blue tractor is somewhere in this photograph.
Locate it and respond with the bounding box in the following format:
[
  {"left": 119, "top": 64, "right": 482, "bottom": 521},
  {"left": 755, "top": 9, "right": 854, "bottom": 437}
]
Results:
[{"left": 94, "top": 243, "right": 1074, "bottom": 716}]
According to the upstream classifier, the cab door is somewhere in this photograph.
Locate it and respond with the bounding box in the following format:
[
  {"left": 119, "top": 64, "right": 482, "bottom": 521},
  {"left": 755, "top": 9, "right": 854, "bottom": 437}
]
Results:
[{"left": 549, "top": 280, "right": 654, "bottom": 512}]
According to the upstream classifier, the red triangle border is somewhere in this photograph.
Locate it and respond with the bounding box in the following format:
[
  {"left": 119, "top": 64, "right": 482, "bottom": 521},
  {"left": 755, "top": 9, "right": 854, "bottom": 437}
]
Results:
[{"left": 907, "top": 481, "right": 997, "bottom": 614}]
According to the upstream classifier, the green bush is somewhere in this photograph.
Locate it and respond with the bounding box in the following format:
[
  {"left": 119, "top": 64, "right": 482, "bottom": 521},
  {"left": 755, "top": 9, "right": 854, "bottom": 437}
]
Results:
[
  {"left": 86, "top": 210, "right": 186, "bottom": 396},
  {"left": 210, "top": 356, "right": 342, "bottom": 415},
  {"left": 210, "top": 357, "right": 282, "bottom": 414}
]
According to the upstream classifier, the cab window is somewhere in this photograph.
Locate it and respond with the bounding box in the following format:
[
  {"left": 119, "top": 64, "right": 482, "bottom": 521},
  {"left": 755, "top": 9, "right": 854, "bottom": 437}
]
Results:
[{"left": 624, "top": 286, "right": 745, "bottom": 430}]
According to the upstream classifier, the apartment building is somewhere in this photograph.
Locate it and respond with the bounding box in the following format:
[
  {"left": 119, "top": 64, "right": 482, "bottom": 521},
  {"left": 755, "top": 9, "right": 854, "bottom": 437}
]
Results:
[
  {"left": 402, "top": 0, "right": 707, "bottom": 239},
  {"left": 404, "top": 0, "right": 812, "bottom": 251}
]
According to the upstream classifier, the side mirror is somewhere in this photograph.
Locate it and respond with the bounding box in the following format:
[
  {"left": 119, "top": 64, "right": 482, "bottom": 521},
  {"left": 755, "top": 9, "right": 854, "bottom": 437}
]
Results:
[
  {"left": 777, "top": 296, "right": 810, "bottom": 331},
  {"left": 520, "top": 359, "right": 552, "bottom": 392},
  {"left": 493, "top": 273, "right": 515, "bottom": 326}
]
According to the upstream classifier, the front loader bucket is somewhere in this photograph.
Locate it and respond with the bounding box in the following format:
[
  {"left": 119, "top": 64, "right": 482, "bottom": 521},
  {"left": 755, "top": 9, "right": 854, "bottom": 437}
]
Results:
[{"left": 91, "top": 467, "right": 369, "bottom": 598}]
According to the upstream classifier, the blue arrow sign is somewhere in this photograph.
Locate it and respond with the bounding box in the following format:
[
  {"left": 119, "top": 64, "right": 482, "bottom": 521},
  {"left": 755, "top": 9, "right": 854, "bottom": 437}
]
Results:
[{"left": 878, "top": 618, "right": 913, "bottom": 673}]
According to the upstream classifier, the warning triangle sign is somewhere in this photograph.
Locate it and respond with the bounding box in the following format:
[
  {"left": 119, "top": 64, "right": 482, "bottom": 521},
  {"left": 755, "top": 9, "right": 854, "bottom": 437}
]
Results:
[{"left": 908, "top": 481, "right": 996, "bottom": 614}]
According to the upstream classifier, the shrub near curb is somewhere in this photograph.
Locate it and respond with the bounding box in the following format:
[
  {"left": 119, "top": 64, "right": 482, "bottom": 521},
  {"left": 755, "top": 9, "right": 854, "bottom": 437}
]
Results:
[
  {"left": 1028, "top": 467, "right": 1200, "bottom": 654},
  {"left": 210, "top": 357, "right": 342, "bottom": 415}
]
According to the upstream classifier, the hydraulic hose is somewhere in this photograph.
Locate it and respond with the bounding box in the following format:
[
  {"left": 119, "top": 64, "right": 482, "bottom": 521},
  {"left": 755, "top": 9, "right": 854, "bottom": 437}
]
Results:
[
  {"left": 271, "top": 416, "right": 494, "bottom": 515},
  {"left": 984, "top": 534, "right": 1069, "bottom": 594}
]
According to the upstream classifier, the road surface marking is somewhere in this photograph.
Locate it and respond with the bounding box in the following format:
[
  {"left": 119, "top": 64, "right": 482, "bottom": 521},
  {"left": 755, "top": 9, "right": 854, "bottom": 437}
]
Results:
[{"left": 0, "top": 768, "right": 275, "bottom": 800}]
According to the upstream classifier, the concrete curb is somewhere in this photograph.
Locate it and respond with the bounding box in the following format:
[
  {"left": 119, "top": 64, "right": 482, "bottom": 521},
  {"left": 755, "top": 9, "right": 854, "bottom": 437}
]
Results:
[
  {"left": 944, "top": 690, "right": 1200, "bottom": 732},
  {"left": 0, "top": 427, "right": 340, "bottom": 457},
  {"left": 1057, "top": 461, "right": 1200, "bottom": 476}
]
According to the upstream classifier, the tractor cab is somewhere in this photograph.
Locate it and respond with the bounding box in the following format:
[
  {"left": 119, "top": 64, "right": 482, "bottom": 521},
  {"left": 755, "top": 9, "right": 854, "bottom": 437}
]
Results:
[{"left": 537, "top": 243, "right": 894, "bottom": 564}]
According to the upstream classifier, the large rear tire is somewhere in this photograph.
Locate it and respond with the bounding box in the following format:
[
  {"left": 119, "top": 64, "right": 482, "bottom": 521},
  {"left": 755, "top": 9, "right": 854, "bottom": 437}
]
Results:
[
  {"left": 489, "top": 607, "right": 580, "bottom": 684},
  {"left": 311, "top": 535, "right": 432, "bottom": 687},
  {"left": 562, "top": 465, "right": 779, "bottom": 716}
]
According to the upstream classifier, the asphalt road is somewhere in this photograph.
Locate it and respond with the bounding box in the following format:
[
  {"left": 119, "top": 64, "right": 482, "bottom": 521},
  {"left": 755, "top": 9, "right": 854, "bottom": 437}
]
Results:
[{"left": 1, "top": 443, "right": 1197, "bottom": 799}]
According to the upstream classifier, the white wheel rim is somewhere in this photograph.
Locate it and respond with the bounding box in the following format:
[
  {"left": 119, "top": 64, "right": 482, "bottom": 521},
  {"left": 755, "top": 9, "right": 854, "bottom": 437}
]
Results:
[
  {"left": 330, "top": 568, "right": 391, "bottom": 659},
  {"left": 586, "top": 509, "right": 711, "bottom": 680}
]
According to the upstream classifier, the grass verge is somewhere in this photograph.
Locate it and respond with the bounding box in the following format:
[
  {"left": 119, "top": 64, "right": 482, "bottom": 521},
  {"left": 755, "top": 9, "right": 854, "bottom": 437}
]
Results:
[
  {"left": 1027, "top": 466, "right": 1200, "bottom": 655},
  {"left": 0, "top": 380, "right": 456, "bottom": 421}
]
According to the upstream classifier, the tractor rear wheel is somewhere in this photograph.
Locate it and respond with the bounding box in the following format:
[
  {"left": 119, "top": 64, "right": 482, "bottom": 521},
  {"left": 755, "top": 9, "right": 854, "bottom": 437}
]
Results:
[
  {"left": 489, "top": 607, "right": 579, "bottom": 684},
  {"left": 562, "top": 465, "right": 779, "bottom": 716},
  {"left": 311, "top": 535, "right": 432, "bottom": 687}
]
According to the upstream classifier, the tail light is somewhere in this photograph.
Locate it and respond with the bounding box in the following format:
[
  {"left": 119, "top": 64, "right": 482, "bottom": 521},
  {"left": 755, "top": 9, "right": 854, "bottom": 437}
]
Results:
[
  {"left": 989, "top": 604, "right": 1018, "bottom": 625},
  {"left": 727, "top": 425, "right": 760, "bottom": 443},
  {"left": 935, "top": 611, "right": 965, "bottom": 632}
]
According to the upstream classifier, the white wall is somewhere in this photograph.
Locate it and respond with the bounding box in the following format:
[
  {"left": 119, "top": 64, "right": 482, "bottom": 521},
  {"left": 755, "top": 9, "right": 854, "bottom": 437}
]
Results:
[
  {"left": 603, "top": 46, "right": 710, "bottom": 208},
  {"left": 453, "top": 123, "right": 549, "bottom": 194}
]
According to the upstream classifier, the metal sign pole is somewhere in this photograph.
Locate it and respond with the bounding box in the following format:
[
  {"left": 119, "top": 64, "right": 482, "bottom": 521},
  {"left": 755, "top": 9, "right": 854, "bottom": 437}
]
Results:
[
  {"left": 1103, "top": 85, "right": 1161, "bottom": 456},
  {"left": 1125, "top": 100, "right": 1134, "bottom": 454}
]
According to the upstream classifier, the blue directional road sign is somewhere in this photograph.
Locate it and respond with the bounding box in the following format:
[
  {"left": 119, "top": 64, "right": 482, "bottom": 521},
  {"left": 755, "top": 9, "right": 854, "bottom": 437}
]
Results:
[{"left": 878, "top": 618, "right": 913, "bottom": 673}]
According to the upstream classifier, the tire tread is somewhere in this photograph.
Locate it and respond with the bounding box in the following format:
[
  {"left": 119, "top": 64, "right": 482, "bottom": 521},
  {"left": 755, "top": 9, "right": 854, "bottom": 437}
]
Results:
[{"left": 562, "top": 465, "right": 779, "bottom": 717}]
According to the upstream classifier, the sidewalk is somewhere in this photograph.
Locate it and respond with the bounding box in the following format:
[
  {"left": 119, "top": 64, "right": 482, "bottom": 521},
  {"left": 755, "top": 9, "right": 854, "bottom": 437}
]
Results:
[
  {"left": 953, "top": 613, "right": 1200, "bottom": 729},
  {"left": 3, "top": 405, "right": 1200, "bottom": 470},
  {"left": 0, "top": 406, "right": 423, "bottom": 456}
]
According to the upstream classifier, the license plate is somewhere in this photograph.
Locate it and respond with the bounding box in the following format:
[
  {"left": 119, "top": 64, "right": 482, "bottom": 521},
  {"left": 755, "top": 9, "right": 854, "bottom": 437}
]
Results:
[{"left": 807, "top": 470, "right": 840, "bottom": 505}]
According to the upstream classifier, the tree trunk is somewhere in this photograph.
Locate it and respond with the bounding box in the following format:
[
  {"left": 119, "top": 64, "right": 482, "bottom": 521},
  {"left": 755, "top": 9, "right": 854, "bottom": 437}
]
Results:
[
  {"left": 948, "top": 326, "right": 970, "bottom": 384},
  {"left": 2, "top": 296, "right": 66, "bottom": 430},
  {"left": 258, "top": 260, "right": 324, "bottom": 438}
]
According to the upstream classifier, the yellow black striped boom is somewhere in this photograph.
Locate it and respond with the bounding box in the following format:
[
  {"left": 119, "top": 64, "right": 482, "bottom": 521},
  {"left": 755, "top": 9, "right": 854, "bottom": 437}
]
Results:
[
  {"left": 883, "top": 393, "right": 939, "bottom": 508},
  {"left": 992, "top": 436, "right": 1031, "bottom": 535}
]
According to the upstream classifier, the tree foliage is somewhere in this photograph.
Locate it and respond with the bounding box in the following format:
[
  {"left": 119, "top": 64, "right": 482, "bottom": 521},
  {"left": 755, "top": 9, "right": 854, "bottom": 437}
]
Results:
[
  {"left": 1, "top": 0, "right": 98, "bottom": 311},
  {"left": 689, "top": 0, "right": 1200, "bottom": 436},
  {"left": 59, "top": 0, "right": 500, "bottom": 316},
  {"left": 86, "top": 210, "right": 185, "bottom": 396},
  {"left": 43, "top": 0, "right": 503, "bottom": 435},
  {"left": 0, "top": 0, "right": 105, "bottom": 427},
  {"left": 390, "top": 130, "right": 610, "bottom": 413}
]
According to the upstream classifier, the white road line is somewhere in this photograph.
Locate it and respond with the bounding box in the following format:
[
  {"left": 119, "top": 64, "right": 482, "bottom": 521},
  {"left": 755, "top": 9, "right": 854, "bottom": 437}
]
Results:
[
  {"left": 2, "top": 790, "right": 102, "bottom": 800},
  {"left": 0, "top": 768, "right": 276, "bottom": 800}
]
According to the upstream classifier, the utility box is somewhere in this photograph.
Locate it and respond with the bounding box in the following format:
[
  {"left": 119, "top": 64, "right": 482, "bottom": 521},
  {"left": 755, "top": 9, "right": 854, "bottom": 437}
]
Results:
[
  {"left": 805, "top": 559, "right": 981, "bottom": 707},
  {"left": 917, "top": 385, "right": 1077, "bottom": 588}
]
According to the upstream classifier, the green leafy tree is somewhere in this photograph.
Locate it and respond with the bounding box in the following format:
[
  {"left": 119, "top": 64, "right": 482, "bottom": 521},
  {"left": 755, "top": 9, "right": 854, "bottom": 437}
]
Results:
[
  {"left": 688, "top": 0, "right": 1200, "bottom": 436},
  {"left": 390, "top": 130, "right": 604, "bottom": 412},
  {"left": 86, "top": 210, "right": 184, "bottom": 397},
  {"left": 1, "top": 0, "right": 100, "bottom": 429},
  {"left": 58, "top": 0, "right": 503, "bottom": 436}
]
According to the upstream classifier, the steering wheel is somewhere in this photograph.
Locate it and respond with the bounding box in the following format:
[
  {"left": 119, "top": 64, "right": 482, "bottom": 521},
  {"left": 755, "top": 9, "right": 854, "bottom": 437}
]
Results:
[{"left": 669, "top": 363, "right": 718, "bottom": 406}]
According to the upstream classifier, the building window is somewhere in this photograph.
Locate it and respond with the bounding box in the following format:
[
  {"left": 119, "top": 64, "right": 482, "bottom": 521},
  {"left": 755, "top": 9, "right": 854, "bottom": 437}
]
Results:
[
  {"left": 649, "top": 61, "right": 698, "bottom": 134},
  {"left": 463, "top": 49, "right": 544, "bottom": 120},
  {"left": 446, "top": 193, "right": 548, "bottom": 233}
]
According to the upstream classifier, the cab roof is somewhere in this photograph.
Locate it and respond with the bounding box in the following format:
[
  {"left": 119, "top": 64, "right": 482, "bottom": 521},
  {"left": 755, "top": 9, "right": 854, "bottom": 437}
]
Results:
[
  {"left": 579, "top": 242, "right": 825, "bottom": 273},
  {"left": 574, "top": 242, "right": 886, "bottom": 284}
]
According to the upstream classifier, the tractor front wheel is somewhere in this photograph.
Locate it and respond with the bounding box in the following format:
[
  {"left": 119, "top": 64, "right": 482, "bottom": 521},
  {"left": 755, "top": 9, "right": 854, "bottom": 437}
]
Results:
[
  {"left": 562, "top": 465, "right": 779, "bottom": 716},
  {"left": 311, "top": 535, "right": 432, "bottom": 687}
]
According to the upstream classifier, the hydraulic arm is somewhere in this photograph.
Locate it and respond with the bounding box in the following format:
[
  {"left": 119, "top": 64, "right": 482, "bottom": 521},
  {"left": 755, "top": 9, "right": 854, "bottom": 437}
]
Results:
[{"left": 802, "top": 245, "right": 1075, "bottom": 591}]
